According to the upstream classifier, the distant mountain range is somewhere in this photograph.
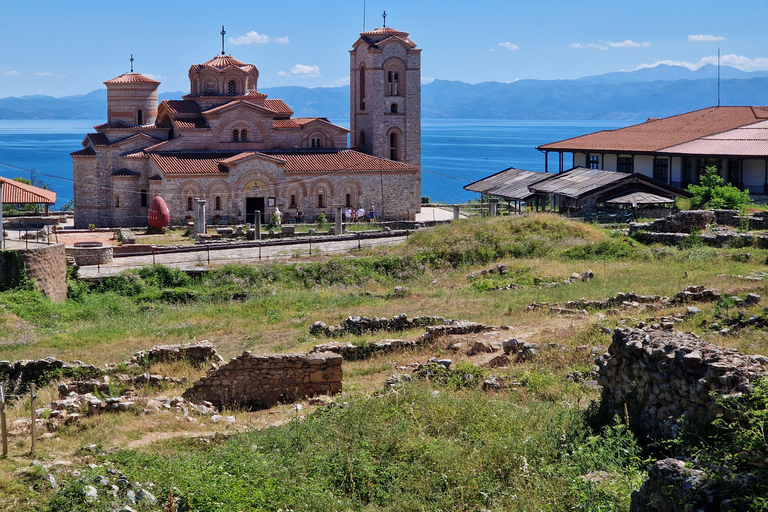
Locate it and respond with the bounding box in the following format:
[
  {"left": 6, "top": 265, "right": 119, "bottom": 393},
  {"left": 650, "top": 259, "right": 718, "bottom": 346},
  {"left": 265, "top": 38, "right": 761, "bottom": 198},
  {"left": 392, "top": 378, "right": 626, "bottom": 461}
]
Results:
[{"left": 3, "top": 64, "right": 768, "bottom": 121}]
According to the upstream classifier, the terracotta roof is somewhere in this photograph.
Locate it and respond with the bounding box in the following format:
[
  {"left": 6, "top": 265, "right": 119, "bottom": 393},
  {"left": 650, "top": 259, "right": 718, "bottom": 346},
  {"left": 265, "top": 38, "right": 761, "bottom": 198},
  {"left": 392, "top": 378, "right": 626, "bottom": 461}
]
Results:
[
  {"left": 104, "top": 73, "right": 160, "bottom": 85},
  {"left": 262, "top": 149, "right": 418, "bottom": 173},
  {"left": 174, "top": 117, "right": 210, "bottom": 130},
  {"left": 360, "top": 27, "right": 417, "bottom": 48},
  {"left": 661, "top": 119, "right": 768, "bottom": 157},
  {"left": 161, "top": 100, "right": 201, "bottom": 115},
  {"left": 537, "top": 106, "right": 768, "bottom": 153},
  {"left": 150, "top": 152, "right": 237, "bottom": 175},
  {"left": 190, "top": 55, "right": 257, "bottom": 73},
  {"left": 0, "top": 176, "right": 56, "bottom": 204},
  {"left": 264, "top": 99, "right": 293, "bottom": 115},
  {"left": 70, "top": 147, "right": 97, "bottom": 157},
  {"left": 245, "top": 91, "right": 267, "bottom": 99},
  {"left": 85, "top": 133, "right": 110, "bottom": 146},
  {"left": 273, "top": 119, "right": 301, "bottom": 129},
  {"left": 464, "top": 167, "right": 549, "bottom": 200},
  {"left": 93, "top": 120, "right": 166, "bottom": 131},
  {"left": 111, "top": 168, "right": 140, "bottom": 177},
  {"left": 361, "top": 27, "right": 410, "bottom": 36}
]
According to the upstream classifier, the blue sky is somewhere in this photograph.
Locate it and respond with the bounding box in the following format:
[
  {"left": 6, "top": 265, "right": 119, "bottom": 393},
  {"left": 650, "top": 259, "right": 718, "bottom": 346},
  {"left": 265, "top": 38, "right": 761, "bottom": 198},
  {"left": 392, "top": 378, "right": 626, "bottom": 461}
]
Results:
[{"left": 1, "top": 0, "right": 767, "bottom": 98}]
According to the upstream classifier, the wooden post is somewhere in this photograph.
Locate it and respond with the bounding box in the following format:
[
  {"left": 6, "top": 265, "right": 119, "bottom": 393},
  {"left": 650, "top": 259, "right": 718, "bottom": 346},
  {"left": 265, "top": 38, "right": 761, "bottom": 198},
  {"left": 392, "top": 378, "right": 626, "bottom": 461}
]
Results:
[
  {"left": 30, "top": 383, "right": 36, "bottom": 454},
  {"left": 1, "top": 385, "right": 7, "bottom": 458}
]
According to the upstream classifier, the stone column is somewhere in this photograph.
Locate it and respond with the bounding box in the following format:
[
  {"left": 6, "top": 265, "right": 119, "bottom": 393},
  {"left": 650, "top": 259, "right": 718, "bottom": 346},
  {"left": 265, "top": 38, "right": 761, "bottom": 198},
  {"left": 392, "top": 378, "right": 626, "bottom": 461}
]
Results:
[
  {"left": 195, "top": 199, "right": 207, "bottom": 235},
  {"left": 453, "top": 205, "right": 460, "bottom": 221},
  {"left": 334, "top": 205, "right": 344, "bottom": 234},
  {"left": 489, "top": 198, "right": 498, "bottom": 217},
  {"left": 255, "top": 211, "right": 261, "bottom": 240}
]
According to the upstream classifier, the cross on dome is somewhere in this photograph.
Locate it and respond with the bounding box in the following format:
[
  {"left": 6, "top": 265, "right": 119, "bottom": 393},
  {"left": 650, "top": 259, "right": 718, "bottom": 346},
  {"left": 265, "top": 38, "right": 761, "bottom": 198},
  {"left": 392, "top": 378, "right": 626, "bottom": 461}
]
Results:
[
  {"left": 382, "top": 10, "right": 387, "bottom": 27},
  {"left": 220, "top": 26, "right": 226, "bottom": 55},
  {"left": 130, "top": 54, "right": 134, "bottom": 73}
]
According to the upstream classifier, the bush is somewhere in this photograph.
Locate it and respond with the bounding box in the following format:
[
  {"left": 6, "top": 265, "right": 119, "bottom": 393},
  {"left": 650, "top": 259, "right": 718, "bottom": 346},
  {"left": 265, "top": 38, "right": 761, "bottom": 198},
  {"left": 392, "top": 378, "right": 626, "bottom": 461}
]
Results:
[{"left": 687, "top": 166, "right": 751, "bottom": 210}]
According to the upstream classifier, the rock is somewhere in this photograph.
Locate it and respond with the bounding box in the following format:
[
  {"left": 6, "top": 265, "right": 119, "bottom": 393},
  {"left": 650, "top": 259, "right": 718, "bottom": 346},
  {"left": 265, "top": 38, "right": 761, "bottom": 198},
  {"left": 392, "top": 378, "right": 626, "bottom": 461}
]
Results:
[
  {"left": 485, "top": 354, "right": 511, "bottom": 368},
  {"left": 45, "top": 473, "right": 57, "bottom": 489},
  {"left": 468, "top": 340, "right": 497, "bottom": 356},
  {"left": 136, "top": 488, "right": 157, "bottom": 504},
  {"left": 482, "top": 377, "right": 504, "bottom": 391},
  {"left": 83, "top": 485, "right": 98, "bottom": 502},
  {"left": 502, "top": 338, "right": 524, "bottom": 354},
  {"left": 393, "top": 286, "right": 406, "bottom": 296}
]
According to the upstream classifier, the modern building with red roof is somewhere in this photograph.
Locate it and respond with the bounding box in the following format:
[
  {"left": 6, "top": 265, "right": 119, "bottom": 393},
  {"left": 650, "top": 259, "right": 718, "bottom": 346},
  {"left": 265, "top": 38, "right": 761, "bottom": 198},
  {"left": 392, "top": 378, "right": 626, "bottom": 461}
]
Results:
[
  {"left": 537, "top": 106, "right": 768, "bottom": 196},
  {"left": 72, "top": 25, "right": 421, "bottom": 228}
]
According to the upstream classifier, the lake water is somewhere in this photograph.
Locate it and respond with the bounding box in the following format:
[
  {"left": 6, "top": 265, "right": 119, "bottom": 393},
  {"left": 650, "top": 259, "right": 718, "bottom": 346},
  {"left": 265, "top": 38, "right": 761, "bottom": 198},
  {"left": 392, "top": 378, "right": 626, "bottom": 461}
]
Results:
[{"left": 0, "top": 118, "right": 635, "bottom": 208}]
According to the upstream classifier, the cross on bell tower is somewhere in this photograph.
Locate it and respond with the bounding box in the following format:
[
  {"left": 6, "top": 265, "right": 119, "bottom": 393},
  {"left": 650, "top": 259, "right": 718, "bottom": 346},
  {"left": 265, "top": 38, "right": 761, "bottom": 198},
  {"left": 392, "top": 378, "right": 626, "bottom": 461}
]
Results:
[
  {"left": 130, "top": 54, "right": 134, "bottom": 73},
  {"left": 382, "top": 11, "right": 387, "bottom": 27},
  {"left": 220, "top": 26, "right": 226, "bottom": 55}
]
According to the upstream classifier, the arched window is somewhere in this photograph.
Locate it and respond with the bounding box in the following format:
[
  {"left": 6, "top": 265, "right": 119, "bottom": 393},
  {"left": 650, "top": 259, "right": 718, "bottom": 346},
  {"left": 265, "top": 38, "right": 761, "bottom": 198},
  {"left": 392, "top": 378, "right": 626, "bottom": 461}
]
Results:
[
  {"left": 359, "top": 130, "right": 366, "bottom": 147},
  {"left": 115, "top": 195, "right": 120, "bottom": 208},
  {"left": 205, "top": 79, "right": 216, "bottom": 92},
  {"left": 387, "top": 71, "right": 399, "bottom": 96},
  {"left": 240, "top": 129, "right": 247, "bottom": 142},
  {"left": 346, "top": 193, "right": 351, "bottom": 207},
  {"left": 311, "top": 137, "right": 322, "bottom": 148},
  {"left": 359, "top": 66, "right": 366, "bottom": 110},
  {"left": 228, "top": 80, "right": 237, "bottom": 94},
  {"left": 215, "top": 196, "right": 221, "bottom": 210},
  {"left": 390, "top": 104, "right": 399, "bottom": 114},
  {"left": 318, "top": 193, "right": 325, "bottom": 208},
  {"left": 137, "top": 109, "right": 143, "bottom": 125},
  {"left": 290, "top": 194, "right": 297, "bottom": 208},
  {"left": 233, "top": 130, "right": 240, "bottom": 142},
  {"left": 140, "top": 189, "right": 148, "bottom": 207},
  {"left": 187, "top": 197, "right": 193, "bottom": 211},
  {"left": 389, "top": 132, "right": 399, "bottom": 161}
]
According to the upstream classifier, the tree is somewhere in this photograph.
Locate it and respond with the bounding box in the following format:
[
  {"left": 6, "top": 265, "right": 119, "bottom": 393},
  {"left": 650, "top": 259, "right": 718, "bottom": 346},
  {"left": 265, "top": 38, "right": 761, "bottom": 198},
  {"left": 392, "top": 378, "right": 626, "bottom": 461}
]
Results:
[{"left": 686, "top": 166, "right": 751, "bottom": 210}]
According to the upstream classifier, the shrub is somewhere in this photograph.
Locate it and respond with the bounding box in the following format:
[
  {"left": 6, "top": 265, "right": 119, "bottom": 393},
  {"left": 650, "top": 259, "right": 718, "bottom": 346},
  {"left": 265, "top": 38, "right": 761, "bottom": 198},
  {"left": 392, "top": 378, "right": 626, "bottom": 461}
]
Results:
[{"left": 687, "top": 166, "right": 751, "bottom": 210}]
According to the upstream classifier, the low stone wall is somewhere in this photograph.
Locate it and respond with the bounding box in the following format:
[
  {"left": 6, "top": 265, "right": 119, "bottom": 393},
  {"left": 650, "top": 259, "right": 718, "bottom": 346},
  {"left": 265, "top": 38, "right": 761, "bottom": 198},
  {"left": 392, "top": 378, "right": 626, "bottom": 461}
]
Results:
[
  {"left": 183, "top": 351, "right": 342, "bottom": 408},
  {"left": 0, "top": 357, "right": 101, "bottom": 395},
  {"left": 629, "top": 210, "right": 715, "bottom": 235},
  {"left": 596, "top": 327, "right": 768, "bottom": 439},
  {"left": 0, "top": 244, "right": 67, "bottom": 301},
  {"left": 128, "top": 341, "right": 223, "bottom": 366},
  {"left": 66, "top": 245, "right": 113, "bottom": 266}
]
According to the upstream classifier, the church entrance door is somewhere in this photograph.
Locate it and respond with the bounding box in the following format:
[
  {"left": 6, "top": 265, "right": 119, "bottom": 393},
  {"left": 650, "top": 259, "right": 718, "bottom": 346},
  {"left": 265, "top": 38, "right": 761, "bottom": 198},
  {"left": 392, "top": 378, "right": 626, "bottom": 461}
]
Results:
[{"left": 245, "top": 197, "right": 265, "bottom": 224}]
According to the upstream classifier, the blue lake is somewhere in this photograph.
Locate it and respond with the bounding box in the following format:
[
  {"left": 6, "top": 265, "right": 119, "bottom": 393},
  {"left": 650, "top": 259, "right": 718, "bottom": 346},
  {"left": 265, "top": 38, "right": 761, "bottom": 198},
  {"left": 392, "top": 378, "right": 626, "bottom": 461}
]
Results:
[{"left": 0, "top": 118, "right": 636, "bottom": 208}]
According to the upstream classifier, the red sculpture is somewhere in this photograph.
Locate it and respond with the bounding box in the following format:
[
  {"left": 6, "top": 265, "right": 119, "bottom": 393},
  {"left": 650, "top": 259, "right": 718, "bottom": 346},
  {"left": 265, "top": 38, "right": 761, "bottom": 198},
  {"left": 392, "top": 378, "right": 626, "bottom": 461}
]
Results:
[{"left": 147, "top": 196, "right": 170, "bottom": 229}]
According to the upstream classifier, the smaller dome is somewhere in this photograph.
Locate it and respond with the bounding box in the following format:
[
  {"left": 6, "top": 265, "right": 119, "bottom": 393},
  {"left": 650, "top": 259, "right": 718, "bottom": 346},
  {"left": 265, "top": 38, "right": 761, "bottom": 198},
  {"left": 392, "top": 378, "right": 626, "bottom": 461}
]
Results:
[
  {"left": 104, "top": 73, "right": 160, "bottom": 85},
  {"left": 201, "top": 55, "right": 248, "bottom": 69}
]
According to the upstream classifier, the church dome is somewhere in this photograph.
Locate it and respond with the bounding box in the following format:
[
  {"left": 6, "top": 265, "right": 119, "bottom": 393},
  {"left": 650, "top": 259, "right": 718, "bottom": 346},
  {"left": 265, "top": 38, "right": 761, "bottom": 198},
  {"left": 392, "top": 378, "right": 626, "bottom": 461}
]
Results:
[
  {"left": 359, "top": 27, "right": 416, "bottom": 47},
  {"left": 188, "top": 54, "right": 259, "bottom": 97},
  {"left": 104, "top": 73, "right": 160, "bottom": 85}
]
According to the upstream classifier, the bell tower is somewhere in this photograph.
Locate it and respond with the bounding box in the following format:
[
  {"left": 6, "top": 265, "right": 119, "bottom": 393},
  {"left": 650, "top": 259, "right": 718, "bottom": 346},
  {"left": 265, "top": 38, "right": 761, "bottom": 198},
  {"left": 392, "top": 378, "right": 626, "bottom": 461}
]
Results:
[{"left": 350, "top": 18, "right": 421, "bottom": 168}]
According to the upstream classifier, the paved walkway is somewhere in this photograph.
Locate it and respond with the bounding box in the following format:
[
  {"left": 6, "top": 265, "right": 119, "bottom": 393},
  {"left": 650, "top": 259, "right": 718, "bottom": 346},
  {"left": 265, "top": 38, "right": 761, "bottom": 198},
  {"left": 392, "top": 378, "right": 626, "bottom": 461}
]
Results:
[{"left": 77, "top": 235, "right": 409, "bottom": 278}]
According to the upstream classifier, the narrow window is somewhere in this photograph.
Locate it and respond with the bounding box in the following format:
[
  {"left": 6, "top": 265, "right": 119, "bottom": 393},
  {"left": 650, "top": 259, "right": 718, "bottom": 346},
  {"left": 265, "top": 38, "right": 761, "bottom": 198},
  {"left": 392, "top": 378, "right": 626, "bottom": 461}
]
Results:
[
  {"left": 140, "top": 189, "right": 148, "bottom": 207},
  {"left": 390, "top": 104, "right": 399, "bottom": 114},
  {"left": 115, "top": 195, "right": 120, "bottom": 208},
  {"left": 137, "top": 109, "right": 143, "bottom": 125},
  {"left": 359, "top": 66, "right": 366, "bottom": 110},
  {"left": 187, "top": 197, "right": 193, "bottom": 211},
  {"left": 240, "top": 129, "right": 247, "bottom": 142},
  {"left": 346, "top": 193, "right": 351, "bottom": 207},
  {"left": 727, "top": 159, "right": 740, "bottom": 186},
  {"left": 228, "top": 80, "right": 237, "bottom": 94},
  {"left": 387, "top": 71, "right": 399, "bottom": 96},
  {"left": 318, "top": 193, "right": 325, "bottom": 208},
  {"left": 359, "top": 130, "right": 366, "bottom": 147},
  {"left": 233, "top": 129, "right": 240, "bottom": 142},
  {"left": 290, "top": 194, "right": 297, "bottom": 208},
  {"left": 653, "top": 158, "right": 669, "bottom": 183},
  {"left": 587, "top": 155, "right": 600, "bottom": 169},
  {"left": 389, "top": 132, "right": 398, "bottom": 161},
  {"left": 311, "top": 137, "right": 322, "bottom": 148},
  {"left": 215, "top": 196, "right": 221, "bottom": 210}
]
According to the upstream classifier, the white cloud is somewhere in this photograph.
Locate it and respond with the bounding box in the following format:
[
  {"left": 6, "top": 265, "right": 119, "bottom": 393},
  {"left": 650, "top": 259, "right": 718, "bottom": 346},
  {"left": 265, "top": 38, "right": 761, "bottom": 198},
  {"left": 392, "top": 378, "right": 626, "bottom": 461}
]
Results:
[
  {"left": 35, "top": 71, "right": 54, "bottom": 77},
  {"left": 143, "top": 73, "right": 163, "bottom": 81},
  {"left": 689, "top": 34, "right": 726, "bottom": 42},
  {"left": 330, "top": 76, "right": 350, "bottom": 87},
  {"left": 421, "top": 77, "right": 435, "bottom": 85},
  {"left": 608, "top": 40, "right": 651, "bottom": 48},
  {"left": 571, "top": 42, "right": 608, "bottom": 50},
  {"left": 278, "top": 64, "right": 321, "bottom": 78},
  {"left": 229, "top": 31, "right": 289, "bottom": 46},
  {"left": 1, "top": 70, "right": 20, "bottom": 76},
  {"left": 499, "top": 42, "right": 519, "bottom": 50},
  {"left": 632, "top": 54, "right": 768, "bottom": 72}
]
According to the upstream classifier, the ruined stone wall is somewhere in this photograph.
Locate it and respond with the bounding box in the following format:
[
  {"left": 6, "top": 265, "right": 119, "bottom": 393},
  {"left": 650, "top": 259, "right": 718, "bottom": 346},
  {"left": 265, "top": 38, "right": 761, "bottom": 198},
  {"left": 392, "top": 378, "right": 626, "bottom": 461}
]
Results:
[
  {"left": 0, "top": 244, "right": 67, "bottom": 301},
  {"left": 183, "top": 351, "right": 342, "bottom": 408},
  {"left": 596, "top": 327, "right": 768, "bottom": 439}
]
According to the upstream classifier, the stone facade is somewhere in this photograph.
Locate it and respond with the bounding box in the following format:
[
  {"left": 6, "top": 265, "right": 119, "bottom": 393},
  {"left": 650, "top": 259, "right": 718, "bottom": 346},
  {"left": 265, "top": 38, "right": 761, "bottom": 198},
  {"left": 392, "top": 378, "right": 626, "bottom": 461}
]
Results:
[
  {"left": 183, "top": 351, "right": 342, "bottom": 409},
  {"left": 72, "top": 26, "right": 422, "bottom": 229},
  {"left": 0, "top": 244, "right": 67, "bottom": 302}
]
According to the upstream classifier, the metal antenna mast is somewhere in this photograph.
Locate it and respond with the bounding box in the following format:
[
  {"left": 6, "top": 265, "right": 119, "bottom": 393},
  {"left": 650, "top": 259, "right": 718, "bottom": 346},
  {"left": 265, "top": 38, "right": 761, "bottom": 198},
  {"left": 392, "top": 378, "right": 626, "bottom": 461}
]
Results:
[{"left": 717, "top": 48, "right": 721, "bottom": 107}]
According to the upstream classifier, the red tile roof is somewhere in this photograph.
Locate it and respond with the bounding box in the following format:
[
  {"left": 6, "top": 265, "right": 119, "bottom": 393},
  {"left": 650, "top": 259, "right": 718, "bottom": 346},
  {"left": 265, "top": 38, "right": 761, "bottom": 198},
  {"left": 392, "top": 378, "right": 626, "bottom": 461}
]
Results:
[
  {"left": 537, "top": 106, "right": 768, "bottom": 153},
  {"left": 174, "top": 118, "right": 210, "bottom": 130},
  {"left": 93, "top": 120, "right": 167, "bottom": 131},
  {"left": 265, "top": 149, "right": 418, "bottom": 173},
  {"left": 264, "top": 99, "right": 293, "bottom": 115},
  {"left": 200, "top": 55, "right": 246, "bottom": 68},
  {"left": 104, "top": 73, "right": 160, "bottom": 85},
  {"left": 0, "top": 177, "right": 56, "bottom": 204},
  {"left": 150, "top": 153, "right": 237, "bottom": 175},
  {"left": 273, "top": 119, "right": 301, "bottom": 129},
  {"left": 661, "top": 119, "right": 768, "bottom": 157},
  {"left": 161, "top": 100, "right": 201, "bottom": 115}
]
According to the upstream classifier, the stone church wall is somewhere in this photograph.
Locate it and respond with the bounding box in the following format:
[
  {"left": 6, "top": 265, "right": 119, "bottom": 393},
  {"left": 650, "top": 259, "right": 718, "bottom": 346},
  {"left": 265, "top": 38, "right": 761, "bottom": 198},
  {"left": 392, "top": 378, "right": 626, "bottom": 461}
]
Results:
[
  {"left": 182, "top": 351, "right": 342, "bottom": 409},
  {"left": 0, "top": 244, "right": 67, "bottom": 302}
]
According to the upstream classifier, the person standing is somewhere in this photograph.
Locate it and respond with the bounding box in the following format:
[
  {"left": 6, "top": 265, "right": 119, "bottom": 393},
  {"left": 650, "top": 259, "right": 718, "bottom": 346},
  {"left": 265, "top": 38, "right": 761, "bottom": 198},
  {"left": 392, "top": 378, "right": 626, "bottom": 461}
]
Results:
[
  {"left": 369, "top": 206, "right": 376, "bottom": 222},
  {"left": 356, "top": 206, "right": 366, "bottom": 222},
  {"left": 345, "top": 207, "right": 352, "bottom": 223}
]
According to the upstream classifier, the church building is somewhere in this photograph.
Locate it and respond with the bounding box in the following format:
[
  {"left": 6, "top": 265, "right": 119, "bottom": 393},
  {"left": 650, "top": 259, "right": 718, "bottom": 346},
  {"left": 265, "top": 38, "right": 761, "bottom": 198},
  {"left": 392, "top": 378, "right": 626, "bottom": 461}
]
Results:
[{"left": 71, "top": 24, "right": 421, "bottom": 228}]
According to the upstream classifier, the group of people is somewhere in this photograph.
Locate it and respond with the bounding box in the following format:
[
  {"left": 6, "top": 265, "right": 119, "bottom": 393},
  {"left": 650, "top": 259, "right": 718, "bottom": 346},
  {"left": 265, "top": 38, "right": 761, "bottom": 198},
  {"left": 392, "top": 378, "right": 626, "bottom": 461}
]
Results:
[{"left": 344, "top": 206, "right": 376, "bottom": 223}]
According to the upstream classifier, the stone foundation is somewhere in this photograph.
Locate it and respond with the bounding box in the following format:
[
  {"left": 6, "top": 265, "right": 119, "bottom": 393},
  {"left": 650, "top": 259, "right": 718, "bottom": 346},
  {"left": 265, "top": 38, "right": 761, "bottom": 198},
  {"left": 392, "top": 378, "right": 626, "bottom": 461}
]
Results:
[{"left": 183, "top": 351, "right": 342, "bottom": 409}]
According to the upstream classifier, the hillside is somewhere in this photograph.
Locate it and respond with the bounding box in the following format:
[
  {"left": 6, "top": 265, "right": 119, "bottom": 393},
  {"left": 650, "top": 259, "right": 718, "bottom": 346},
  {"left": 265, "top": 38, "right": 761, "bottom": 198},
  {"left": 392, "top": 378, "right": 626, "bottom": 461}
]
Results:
[{"left": 3, "top": 64, "right": 768, "bottom": 120}]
